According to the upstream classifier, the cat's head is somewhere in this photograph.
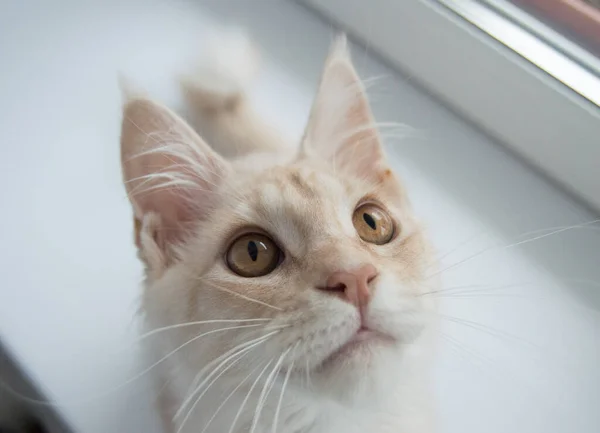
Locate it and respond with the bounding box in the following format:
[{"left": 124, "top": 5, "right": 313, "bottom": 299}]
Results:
[{"left": 121, "top": 37, "right": 437, "bottom": 402}]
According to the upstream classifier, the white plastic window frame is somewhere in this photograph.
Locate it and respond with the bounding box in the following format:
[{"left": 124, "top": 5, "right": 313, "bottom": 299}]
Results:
[{"left": 299, "top": 0, "right": 600, "bottom": 213}]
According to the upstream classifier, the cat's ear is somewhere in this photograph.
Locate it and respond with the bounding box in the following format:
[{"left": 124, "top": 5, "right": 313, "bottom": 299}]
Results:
[
  {"left": 302, "top": 35, "right": 386, "bottom": 179},
  {"left": 121, "top": 95, "right": 229, "bottom": 271}
]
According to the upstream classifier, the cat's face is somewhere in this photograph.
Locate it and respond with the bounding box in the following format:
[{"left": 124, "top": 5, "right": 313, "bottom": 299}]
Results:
[{"left": 121, "top": 37, "right": 437, "bottom": 401}]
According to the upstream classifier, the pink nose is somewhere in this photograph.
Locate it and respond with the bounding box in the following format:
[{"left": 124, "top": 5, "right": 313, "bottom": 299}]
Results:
[{"left": 322, "top": 264, "right": 378, "bottom": 308}]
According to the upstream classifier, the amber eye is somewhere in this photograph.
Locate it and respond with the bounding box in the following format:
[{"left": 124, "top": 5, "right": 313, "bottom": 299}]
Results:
[
  {"left": 352, "top": 204, "right": 395, "bottom": 245},
  {"left": 226, "top": 233, "right": 282, "bottom": 277}
]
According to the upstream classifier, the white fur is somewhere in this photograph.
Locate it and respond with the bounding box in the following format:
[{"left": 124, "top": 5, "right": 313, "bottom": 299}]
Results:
[{"left": 123, "top": 32, "right": 438, "bottom": 433}]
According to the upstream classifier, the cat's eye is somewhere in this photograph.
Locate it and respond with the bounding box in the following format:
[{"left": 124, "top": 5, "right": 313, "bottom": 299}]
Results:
[
  {"left": 352, "top": 204, "right": 395, "bottom": 245},
  {"left": 226, "top": 233, "right": 282, "bottom": 277}
]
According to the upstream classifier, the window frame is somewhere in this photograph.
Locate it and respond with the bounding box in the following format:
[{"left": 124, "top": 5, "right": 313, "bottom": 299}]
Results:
[{"left": 299, "top": 0, "right": 600, "bottom": 212}]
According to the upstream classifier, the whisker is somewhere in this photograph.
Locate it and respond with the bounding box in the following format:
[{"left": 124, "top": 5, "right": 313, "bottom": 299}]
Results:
[
  {"left": 0, "top": 323, "right": 266, "bottom": 409},
  {"left": 435, "top": 313, "right": 540, "bottom": 351},
  {"left": 439, "top": 331, "right": 490, "bottom": 376},
  {"left": 440, "top": 331, "right": 567, "bottom": 415},
  {"left": 179, "top": 331, "right": 280, "bottom": 418},
  {"left": 427, "top": 220, "right": 600, "bottom": 280},
  {"left": 433, "top": 292, "right": 530, "bottom": 300},
  {"left": 510, "top": 221, "right": 600, "bottom": 248},
  {"left": 200, "top": 363, "right": 264, "bottom": 433},
  {"left": 132, "top": 324, "right": 266, "bottom": 393},
  {"left": 437, "top": 311, "right": 594, "bottom": 384},
  {"left": 272, "top": 344, "right": 298, "bottom": 433},
  {"left": 441, "top": 330, "right": 519, "bottom": 376},
  {"left": 175, "top": 335, "right": 269, "bottom": 433},
  {"left": 433, "top": 229, "right": 490, "bottom": 268},
  {"left": 176, "top": 352, "right": 248, "bottom": 433},
  {"left": 249, "top": 347, "right": 292, "bottom": 433},
  {"left": 304, "top": 357, "right": 312, "bottom": 389},
  {"left": 140, "top": 318, "right": 272, "bottom": 340},
  {"left": 228, "top": 360, "right": 274, "bottom": 433},
  {"left": 201, "top": 279, "right": 283, "bottom": 311},
  {"left": 432, "top": 291, "right": 600, "bottom": 323},
  {"left": 422, "top": 279, "right": 600, "bottom": 318},
  {"left": 419, "top": 283, "right": 492, "bottom": 297},
  {"left": 361, "top": 74, "right": 390, "bottom": 88}
]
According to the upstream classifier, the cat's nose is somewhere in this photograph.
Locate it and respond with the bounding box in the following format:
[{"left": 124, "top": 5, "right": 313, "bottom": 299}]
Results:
[{"left": 322, "top": 264, "right": 378, "bottom": 308}]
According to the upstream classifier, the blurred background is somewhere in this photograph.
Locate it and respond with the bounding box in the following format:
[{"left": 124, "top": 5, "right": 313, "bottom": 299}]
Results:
[{"left": 0, "top": 1, "right": 599, "bottom": 432}]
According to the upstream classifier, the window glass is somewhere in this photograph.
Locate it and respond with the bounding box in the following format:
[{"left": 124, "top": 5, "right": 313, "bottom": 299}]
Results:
[{"left": 511, "top": 0, "right": 600, "bottom": 58}]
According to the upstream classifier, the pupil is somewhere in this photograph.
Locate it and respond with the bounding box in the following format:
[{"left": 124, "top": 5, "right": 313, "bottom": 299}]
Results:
[
  {"left": 363, "top": 213, "right": 376, "bottom": 230},
  {"left": 247, "top": 241, "right": 259, "bottom": 262}
]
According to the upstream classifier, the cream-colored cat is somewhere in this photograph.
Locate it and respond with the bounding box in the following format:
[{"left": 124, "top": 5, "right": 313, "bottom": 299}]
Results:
[{"left": 120, "top": 32, "right": 438, "bottom": 433}]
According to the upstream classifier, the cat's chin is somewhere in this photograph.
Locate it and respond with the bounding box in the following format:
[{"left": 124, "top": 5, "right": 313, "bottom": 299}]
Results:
[
  {"left": 308, "top": 328, "right": 399, "bottom": 401},
  {"left": 320, "top": 327, "right": 395, "bottom": 368}
]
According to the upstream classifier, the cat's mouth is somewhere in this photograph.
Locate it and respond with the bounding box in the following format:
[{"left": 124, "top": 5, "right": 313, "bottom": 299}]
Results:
[{"left": 319, "top": 326, "right": 395, "bottom": 368}]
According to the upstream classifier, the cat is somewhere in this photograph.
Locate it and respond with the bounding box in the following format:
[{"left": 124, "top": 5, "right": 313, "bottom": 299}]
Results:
[{"left": 120, "top": 30, "right": 439, "bottom": 433}]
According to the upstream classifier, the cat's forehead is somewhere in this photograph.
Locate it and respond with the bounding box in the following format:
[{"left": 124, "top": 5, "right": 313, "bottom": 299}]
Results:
[
  {"left": 230, "top": 155, "right": 359, "bottom": 204},
  {"left": 225, "top": 159, "right": 369, "bottom": 251},
  {"left": 259, "top": 164, "right": 344, "bottom": 201},
  {"left": 236, "top": 162, "right": 355, "bottom": 217}
]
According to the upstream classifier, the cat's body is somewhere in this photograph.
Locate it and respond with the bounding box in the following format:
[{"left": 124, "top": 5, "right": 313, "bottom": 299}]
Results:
[{"left": 121, "top": 31, "right": 438, "bottom": 433}]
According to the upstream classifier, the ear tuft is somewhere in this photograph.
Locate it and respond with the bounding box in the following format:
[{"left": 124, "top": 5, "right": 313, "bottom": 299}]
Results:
[{"left": 327, "top": 34, "right": 350, "bottom": 63}]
